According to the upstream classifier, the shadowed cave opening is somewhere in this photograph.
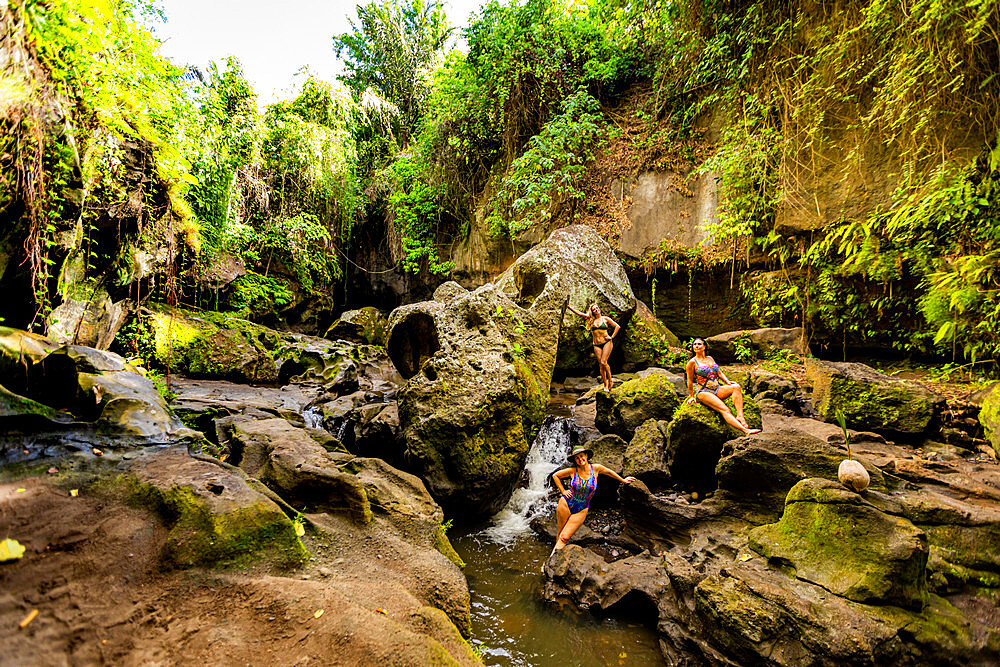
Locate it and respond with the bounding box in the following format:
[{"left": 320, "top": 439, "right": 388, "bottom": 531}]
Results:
[{"left": 388, "top": 312, "right": 441, "bottom": 380}]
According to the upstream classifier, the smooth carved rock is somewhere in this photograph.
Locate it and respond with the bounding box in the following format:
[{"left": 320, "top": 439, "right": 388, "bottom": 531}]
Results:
[
  {"left": 749, "top": 478, "right": 929, "bottom": 610},
  {"left": 805, "top": 357, "right": 944, "bottom": 435},
  {"left": 495, "top": 224, "right": 636, "bottom": 372},
  {"left": 124, "top": 447, "right": 306, "bottom": 567},
  {"left": 0, "top": 327, "right": 187, "bottom": 443},
  {"left": 706, "top": 327, "right": 810, "bottom": 364},
  {"left": 595, "top": 370, "right": 683, "bottom": 440},
  {"left": 714, "top": 429, "right": 886, "bottom": 523},
  {"left": 387, "top": 281, "right": 561, "bottom": 519},
  {"left": 694, "top": 558, "right": 997, "bottom": 665}
]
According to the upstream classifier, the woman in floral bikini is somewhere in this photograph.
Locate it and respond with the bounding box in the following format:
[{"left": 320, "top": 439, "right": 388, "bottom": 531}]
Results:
[{"left": 685, "top": 337, "right": 761, "bottom": 436}]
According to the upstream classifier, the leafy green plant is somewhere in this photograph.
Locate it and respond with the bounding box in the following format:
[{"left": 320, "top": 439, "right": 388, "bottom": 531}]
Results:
[
  {"left": 834, "top": 409, "right": 853, "bottom": 460},
  {"left": 732, "top": 334, "right": 756, "bottom": 365},
  {"left": 486, "top": 90, "right": 609, "bottom": 237}
]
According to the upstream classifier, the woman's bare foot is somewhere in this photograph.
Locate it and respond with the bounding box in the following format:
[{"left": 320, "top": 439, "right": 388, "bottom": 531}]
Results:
[{"left": 746, "top": 428, "right": 762, "bottom": 435}]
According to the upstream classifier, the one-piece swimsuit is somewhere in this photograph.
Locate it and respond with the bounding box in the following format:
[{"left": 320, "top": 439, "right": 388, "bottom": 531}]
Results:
[
  {"left": 694, "top": 358, "right": 721, "bottom": 395},
  {"left": 565, "top": 464, "right": 597, "bottom": 514}
]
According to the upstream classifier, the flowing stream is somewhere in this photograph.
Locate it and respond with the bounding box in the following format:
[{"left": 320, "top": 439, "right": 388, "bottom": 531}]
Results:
[{"left": 452, "top": 417, "right": 665, "bottom": 666}]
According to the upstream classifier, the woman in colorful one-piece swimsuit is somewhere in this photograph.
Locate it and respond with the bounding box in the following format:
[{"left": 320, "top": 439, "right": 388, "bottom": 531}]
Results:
[
  {"left": 550, "top": 445, "right": 635, "bottom": 554},
  {"left": 685, "top": 337, "right": 761, "bottom": 436}
]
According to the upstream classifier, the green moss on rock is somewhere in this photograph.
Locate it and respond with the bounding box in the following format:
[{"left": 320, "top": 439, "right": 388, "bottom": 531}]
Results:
[
  {"left": 749, "top": 478, "right": 929, "bottom": 610},
  {"left": 806, "top": 358, "right": 941, "bottom": 434},
  {"left": 980, "top": 383, "right": 1000, "bottom": 457},
  {"left": 596, "top": 372, "right": 682, "bottom": 439}
]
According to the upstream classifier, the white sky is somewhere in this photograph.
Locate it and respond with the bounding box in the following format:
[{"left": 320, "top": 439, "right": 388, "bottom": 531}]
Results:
[{"left": 153, "top": 0, "right": 486, "bottom": 105}]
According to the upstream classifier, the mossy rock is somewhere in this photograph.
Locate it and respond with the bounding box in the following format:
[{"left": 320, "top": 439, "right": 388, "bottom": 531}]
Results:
[
  {"left": 661, "top": 393, "right": 761, "bottom": 489},
  {"left": 805, "top": 358, "right": 942, "bottom": 435},
  {"left": 622, "top": 418, "right": 671, "bottom": 487},
  {"left": 324, "top": 307, "right": 389, "bottom": 347},
  {"left": 715, "top": 429, "right": 885, "bottom": 523},
  {"left": 979, "top": 382, "right": 1000, "bottom": 457},
  {"left": 621, "top": 299, "right": 682, "bottom": 368},
  {"left": 433, "top": 524, "right": 465, "bottom": 569},
  {"left": 139, "top": 306, "right": 279, "bottom": 382},
  {"left": 596, "top": 371, "right": 683, "bottom": 439},
  {"left": 391, "top": 282, "right": 558, "bottom": 520},
  {"left": 749, "top": 478, "right": 929, "bottom": 610},
  {"left": 123, "top": 448, "right": 306, "bottom": 567}
]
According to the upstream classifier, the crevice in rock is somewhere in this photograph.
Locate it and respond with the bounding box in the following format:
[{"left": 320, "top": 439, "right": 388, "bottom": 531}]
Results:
[{"left": 388, "top": 312, "right": 440, "bottom": 379}]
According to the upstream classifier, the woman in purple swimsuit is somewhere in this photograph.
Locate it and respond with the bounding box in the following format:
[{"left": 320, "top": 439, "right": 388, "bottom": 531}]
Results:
[
  {"left": 550, "top": 445, "right": 635, "bottom": 554},
  {"left": 685, "top": 337, "right": 761, "bottom": 436}
]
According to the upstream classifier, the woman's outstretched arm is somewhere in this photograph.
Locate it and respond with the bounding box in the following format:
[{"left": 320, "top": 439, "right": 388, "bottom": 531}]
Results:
[
  {"left": 567, "top": 304, "right": 587, "bottom": 318},
  {"left": 594, "top": 464, "right": 635, "bottom": 483}
]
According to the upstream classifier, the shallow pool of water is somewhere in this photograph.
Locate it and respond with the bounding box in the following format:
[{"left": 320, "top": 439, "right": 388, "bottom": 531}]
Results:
[{"left": 453, "top": 528, "right": 665, "bottom": 666}]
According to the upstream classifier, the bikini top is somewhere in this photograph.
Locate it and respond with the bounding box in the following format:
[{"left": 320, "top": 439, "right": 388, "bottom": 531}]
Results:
[
  {"left": 694, "top": 358, "right": 720, "bottom": 383},
  {"left": 591, "top": 318, "right": 608, "bottom": 331}
]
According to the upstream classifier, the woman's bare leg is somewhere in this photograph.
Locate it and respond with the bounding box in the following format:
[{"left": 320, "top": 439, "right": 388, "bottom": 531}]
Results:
[
  {"left": 593, "top": 346, "right": 608, "bottom": 390},
  {"left": 716, "top": 384, "right": 747, "bottom": 427},
  {"left": 696, "top": 391, "right": 756, "bottom": 435},
  {"left": 599, "top": 341, "right": 614, "bottom": 391},
  {"left": 555, "top": 497, "right": 570, "bottom": 539},
  {"left": 555, "top": 508, "right": 588, "bottom": 549}
]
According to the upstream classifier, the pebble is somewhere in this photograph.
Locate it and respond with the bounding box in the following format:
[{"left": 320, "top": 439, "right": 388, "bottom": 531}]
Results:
[
  {"left": 301, "top": 574, "right": 311, "bottom": 580},
  {"left": 318, "top": 567, "right": 331, "bottom": 577}
]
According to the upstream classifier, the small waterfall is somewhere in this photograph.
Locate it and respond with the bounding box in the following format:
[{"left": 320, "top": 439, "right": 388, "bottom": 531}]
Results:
[
  {"left": 301, "top": 407, "right": 323, "bottom": 430},
  {"left": 480, "top": 416, "right": 573, "bottom": 545},
  {"left": 335, "top": 419, "right": 350, "bottom": 442}
]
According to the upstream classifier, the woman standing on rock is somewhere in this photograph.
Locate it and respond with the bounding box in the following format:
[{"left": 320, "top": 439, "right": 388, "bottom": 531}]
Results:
[
  {"left": 685, "top": 338, "right": 760, "bottom": 436},
  {"left": 550, "top": 445, "right": 635, "bottom": 557},
  {"left": 567, "top": 302, "right": 620, "bottom": 392}
]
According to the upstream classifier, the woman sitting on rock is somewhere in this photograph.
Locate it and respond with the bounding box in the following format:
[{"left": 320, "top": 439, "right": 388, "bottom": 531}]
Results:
[
  {"left": 685, "top": 337, "right": 761, "bottom": 435},
  {"left": 567, "top": 302, "right": 620, "bottom": 392},
  {"left": 550, "top": 445, "right": 635, "bottom": 557}
]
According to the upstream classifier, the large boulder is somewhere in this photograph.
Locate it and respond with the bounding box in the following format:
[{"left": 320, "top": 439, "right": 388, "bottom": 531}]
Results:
[
  {"left": 706, "top": 327, "right": 809, "bottom": 363},
  {"left": 123, "top": 447, "right": 306, "bottom": 567},
  {"left": 979, "top": 382, "right": 1000, "bottom": 457},
  {"left": 324, "top": 307, "right": 389, "bottom": 347},
  {"left": 620, "top": 299, "right": 682, "bottom": 369},
  {"left": 495, "top": 224, "right": 636, "bottom": 372},
  {"left": 748, "top": 478, "right": 929, "bottom": 610},
  {"left": 387, "top": 281, "right": 560, "bottom": 519},
  {"left": 660, "top": 395, "right": 762, "bottom": 489},
  {"left": 137, "top": 306, "right": 280, "bottom": 382},
  {"left": 715, "top": 429, "right": 886, "bottom": 522},
  {"left": 595, "top": 369, "right": 683, "bottom": 439},
  {"left": 805, "top": 358, "right": 943, "bottom": 435},
  {"left": 622, "top": 418, "right": 671, "bottom": 487},
  {"left": 0, "top": 327, "right": 187, "bottom": 448}
]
